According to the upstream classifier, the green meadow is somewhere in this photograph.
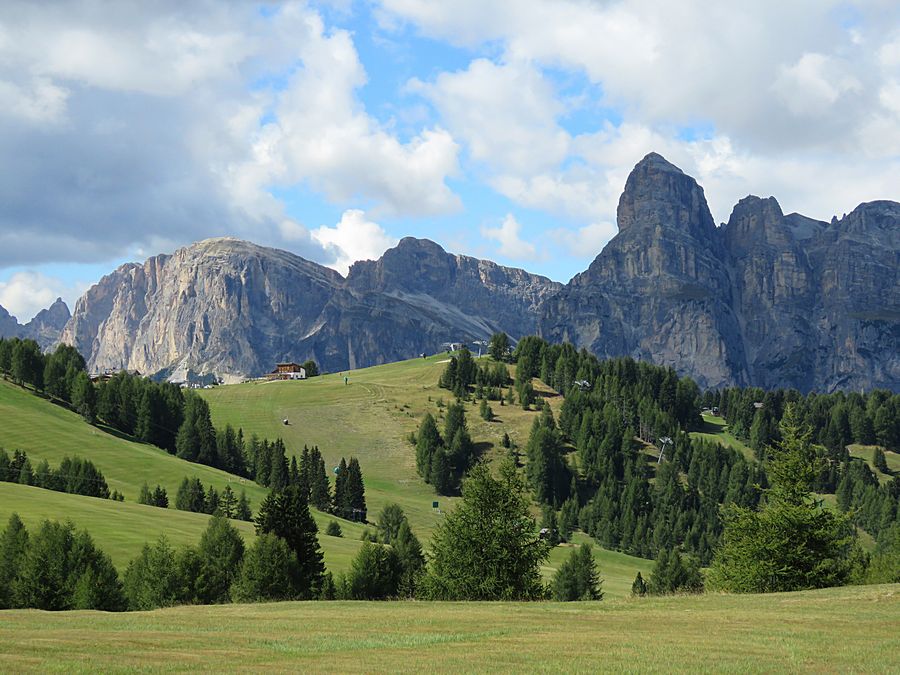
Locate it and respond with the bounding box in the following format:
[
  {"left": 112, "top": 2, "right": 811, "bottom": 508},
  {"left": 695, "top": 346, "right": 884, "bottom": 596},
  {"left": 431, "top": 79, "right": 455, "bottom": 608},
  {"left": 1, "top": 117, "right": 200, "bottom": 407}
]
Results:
[
  {"left": 0, "top": 584, "right": 896, "bottom": 673},
  {"left": 0, "top": 356, "right": 652, "bottom": 594}
]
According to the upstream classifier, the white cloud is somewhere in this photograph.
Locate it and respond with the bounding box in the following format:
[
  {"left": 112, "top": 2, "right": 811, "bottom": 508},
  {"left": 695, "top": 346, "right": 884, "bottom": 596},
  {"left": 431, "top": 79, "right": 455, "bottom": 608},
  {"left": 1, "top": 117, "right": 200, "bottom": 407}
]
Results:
[
  {"left": 412, "top": 58, "right": 568, "bottom": 174},
  {"left": 0, "top": 271, "right": 86, "bottom": 322},
  {"left": 231, "top": 9, "right": 461, "bottom": 220},
  {"left": 481, "top": 214, "right": 538, "bottom": 261},
  {"left": 311, "top": 210, "right": 397, "bottom": 276},
  {"left": 773, "top": 53, "right": 862, "bottom": 116},
  {"left": 0, "top": 77, "right": 69, "bottom": 124},
  {"left": 550, "top": 222, "right": 617, "bottom": 257}
]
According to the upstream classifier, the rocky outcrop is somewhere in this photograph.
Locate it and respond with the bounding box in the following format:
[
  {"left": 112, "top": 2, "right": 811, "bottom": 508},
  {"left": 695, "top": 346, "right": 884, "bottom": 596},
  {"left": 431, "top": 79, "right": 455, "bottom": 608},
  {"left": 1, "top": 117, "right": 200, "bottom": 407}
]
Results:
[
  {"left": 0, "top": 297, "right": 71, "bottom": 350},
  {"left": 56, "top": 153, "right": 899, "bottom": 392},
  {"left": 60, "top": 237, "right": 559, "bottom": 380},
  {"left": 540, "top": 153, "right": 900, "bottom": 392}
]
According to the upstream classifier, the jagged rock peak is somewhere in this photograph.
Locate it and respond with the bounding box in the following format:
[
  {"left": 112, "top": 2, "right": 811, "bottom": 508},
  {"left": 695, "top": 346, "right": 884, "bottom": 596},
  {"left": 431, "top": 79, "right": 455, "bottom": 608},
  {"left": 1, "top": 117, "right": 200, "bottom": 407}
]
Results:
[
  {"left": 616, "top": 152, "right": 717, "bottom": 240},
  {"left": 723, "top": 196, "right": 791, "bottom": 257}
]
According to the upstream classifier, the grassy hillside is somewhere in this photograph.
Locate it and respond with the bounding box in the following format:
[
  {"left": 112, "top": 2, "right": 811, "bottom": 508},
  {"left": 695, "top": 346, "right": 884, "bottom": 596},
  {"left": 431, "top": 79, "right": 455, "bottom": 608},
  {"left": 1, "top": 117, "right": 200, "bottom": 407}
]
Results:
[
  {"left": 0, "top": 483, "right": 365, "bottom": 572},
  {"left": 0, "top": 584, "right": 896, "bottom": 672},
  {"left": 0, "top": 367, "right": 651, "bottom": 593},
  {"left": 849, "top": 444, "right": 900, "bottom": 484},
  {"left": 691, "top": 413, "right": 753, "bottom": 459},
  {"left": 0, "top": 379, "right": 268, "bottom": 507},
  {"left": 200, "top": 353, "right": 564, "bottom": 539}
]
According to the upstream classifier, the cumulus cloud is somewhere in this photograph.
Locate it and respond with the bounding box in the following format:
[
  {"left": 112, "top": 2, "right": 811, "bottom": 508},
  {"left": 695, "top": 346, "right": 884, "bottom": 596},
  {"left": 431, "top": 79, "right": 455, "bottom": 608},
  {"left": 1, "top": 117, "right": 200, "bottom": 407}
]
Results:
[
  {"left": 383, "top": 0, "right": 900, "bottom": 255},
  {"left": 0, "top": 1, "right": 460, "bottom": 269},
  {"left": 0, "top": 271, "right": 87, "bottom": 322},
  {"left": 311, "top": 210, "right": 397, "bottom": 275},
  {"left": 481, "top": 214, "right": 538, "bottom": 261}
]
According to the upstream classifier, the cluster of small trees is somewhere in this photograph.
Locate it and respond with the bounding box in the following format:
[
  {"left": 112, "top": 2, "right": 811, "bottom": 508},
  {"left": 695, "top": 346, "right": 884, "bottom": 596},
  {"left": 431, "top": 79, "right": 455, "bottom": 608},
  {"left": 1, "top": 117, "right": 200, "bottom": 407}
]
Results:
[
  {"left": 414, "top": 403, "right": 477, "bottom": 495},
  {"left": 438, "top": 347, "right": 510, "bottom": 400},
  {"left": 173, "top": 478, "right": 253, "bottom": 521},
  {"left": 0, "top": 515, "right": 125, "bottom": 610},
  {"left": 0, "top": 448, "right": 119, "bottom": 500},
  {"left": 334, "top": 504, "right": 425, "bottom": 599}
]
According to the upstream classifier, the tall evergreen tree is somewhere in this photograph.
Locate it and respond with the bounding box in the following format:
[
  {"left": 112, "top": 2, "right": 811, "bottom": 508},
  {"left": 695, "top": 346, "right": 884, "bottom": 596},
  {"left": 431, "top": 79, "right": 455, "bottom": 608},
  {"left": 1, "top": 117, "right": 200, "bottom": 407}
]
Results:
[
  {"left": 709, "top": 404, "right": 857, "bottom": 593},
  {"left": 0, "top": 513, "right": 28, "bottom": 609},
  {"left": 552, "top": 543, "right": 603, "bottom": 601},
  {"left": 195, "top": 515, "right": 245, "bottom": 604},
  {"left": 420, "top": 461, "right": 548, "bottom": 600},
  {"left": 255, "top": 485, "right": 325, "bottom": 599}
]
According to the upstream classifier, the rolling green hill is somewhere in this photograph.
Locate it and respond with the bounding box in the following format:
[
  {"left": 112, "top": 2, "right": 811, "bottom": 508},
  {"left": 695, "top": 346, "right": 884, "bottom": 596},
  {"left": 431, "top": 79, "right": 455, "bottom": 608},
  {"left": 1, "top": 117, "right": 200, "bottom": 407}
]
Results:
[
  {"left": 200, "top": 353, "right": 565, "bottom": 539},
  {"left": 0, "top": 584, "right": 896, "bottom": 672},
  {"left": 0, "top": 358, "right": 652, "bottom": 595}
]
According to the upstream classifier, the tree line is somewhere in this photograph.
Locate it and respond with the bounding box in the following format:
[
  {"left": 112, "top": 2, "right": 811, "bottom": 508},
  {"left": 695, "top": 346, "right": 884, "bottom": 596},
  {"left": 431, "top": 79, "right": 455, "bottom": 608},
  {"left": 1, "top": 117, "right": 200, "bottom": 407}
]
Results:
[{"left": 0, "top": 448, "right": 121, "bottom": 501}]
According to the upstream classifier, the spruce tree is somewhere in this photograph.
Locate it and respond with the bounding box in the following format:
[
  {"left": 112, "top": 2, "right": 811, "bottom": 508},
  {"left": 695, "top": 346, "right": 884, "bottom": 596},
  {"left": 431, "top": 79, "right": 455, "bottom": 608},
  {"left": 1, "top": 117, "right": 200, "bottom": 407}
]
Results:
[
  {"left": 551, "top": 543, "right": 602, "bottom": 601},
  {"left": 236, "top": 490, "right": 252, "bottom": 521},
  {"left": 231, "top": 533, "right": 303, "bottom": 602},
  {"left": 195, "top": 514, "right": 245, "bottom": 604},
  {"left": 255, "top": 485, "right": 325, "bottom": 599},
  {"left": 0, "top": 513, "right": 28, "bottom": 609},
  {"left": 70, "top": 371, "right": 97, "bottom": 423},
  {"left": 346, "top": 457, "right": 367, "bottom": 521},
  {"left": 420, "top": 461, "right": 548, "bottom": 600},
  {"left": 394, "top": 520, "right": 425, "bottom": 598},
  {"left": 123, "top": 535, "right": 183, "bottom": 610},
  {"left": 631, "top": 571, "right": 648, "bottom": 597},
  {"left": 709, "top": 404, "right": 857, "bottom": 593},
  {"left": 415, "top": 413, "right": 442, "bottom": 479},
  {"left": 376, "top": 503, "right": 407, "bottom": 545},
  {"left": 342, "top": 541, "right": 401, "bottom": 600}
]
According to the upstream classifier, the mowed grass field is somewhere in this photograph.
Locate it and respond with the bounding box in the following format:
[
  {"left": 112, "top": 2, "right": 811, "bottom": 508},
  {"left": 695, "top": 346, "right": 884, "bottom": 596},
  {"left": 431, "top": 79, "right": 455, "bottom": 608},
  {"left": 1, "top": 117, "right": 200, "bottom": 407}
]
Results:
[{"left": 0, "top": 584, "right": 897, "bottom": 673}]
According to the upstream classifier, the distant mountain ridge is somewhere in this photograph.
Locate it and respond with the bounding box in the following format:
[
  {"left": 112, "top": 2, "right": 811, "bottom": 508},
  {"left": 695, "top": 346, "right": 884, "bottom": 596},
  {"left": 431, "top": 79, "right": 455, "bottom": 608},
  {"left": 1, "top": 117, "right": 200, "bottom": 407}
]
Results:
[
  {"left": 55, "top": 153, "right": 900, "bottom": 392},
  {"left": 0, "top": 298, "right": 71, "bottom": 350},
  {"left": 59, "top": 237, "right": 560, "bottom": 382}
]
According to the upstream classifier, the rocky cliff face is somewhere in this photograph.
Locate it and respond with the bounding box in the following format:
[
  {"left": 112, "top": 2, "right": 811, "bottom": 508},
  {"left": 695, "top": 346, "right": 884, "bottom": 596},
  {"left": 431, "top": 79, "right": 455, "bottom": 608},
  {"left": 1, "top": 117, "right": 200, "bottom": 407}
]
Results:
[
  {"left": 0, "top": 297, "right": 71, "bottom": 350},
  {"left": 60, "top": 237, "right": 559, "bottom": 380},
  {"left": 56, "top": 153, "right": 899, "bottom": 391},
  {"left": 540, "top": 153, "right": 900, "bottom": 392}
]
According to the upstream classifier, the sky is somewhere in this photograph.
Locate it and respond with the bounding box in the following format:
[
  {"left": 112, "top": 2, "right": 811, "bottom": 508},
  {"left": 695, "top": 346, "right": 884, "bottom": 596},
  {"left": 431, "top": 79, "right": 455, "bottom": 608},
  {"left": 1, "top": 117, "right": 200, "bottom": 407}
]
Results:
[{"left": 0, "top": 0, "right": 898, "bottom": 321}]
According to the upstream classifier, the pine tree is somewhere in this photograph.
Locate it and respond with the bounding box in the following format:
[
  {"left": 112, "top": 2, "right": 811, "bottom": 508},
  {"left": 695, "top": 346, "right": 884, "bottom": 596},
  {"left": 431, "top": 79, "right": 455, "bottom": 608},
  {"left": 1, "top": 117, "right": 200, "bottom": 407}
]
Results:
[
  {"left": 231, "top": 533, "right": 303, "bottom": 602},
  {"left": 394, "top": 520, "right": 425, "bottom": 598},
  {"left": 309, "top": 448, "right": 331, "bottom": 511},
  {"left": 709, "top": 404, "right": 857, "bottom": 593},
  {"left": 376, "top": 503, "right": 407, "bottom": 545},
  {"left": 631, "top": 571, "right": 648, "bottom": 597},
  {"left": 139, "top": 482, "right": 153, "bottom": 506},
  {"left": 420, "top": 461, "right": 548, "bottom": 600},
  {"left": 346, "top": 457, "right": 367, "bottom": 521},
  {"left": 341, "top": 541, "right": 401, "bottom": 600},
  {"left": 415, "top": 413, "right": 442, "bottom": 479},
  {"left": 195, "top": 515, "right": 245, "bottom": 604},
  {"left": 70, "top": 372, "right": 97, "bottom": 423},
  {"left": 873, "top": 447, "right": 889, "bottom": 474},
  {"left": 236, "top": 490, "right": 252, "bottom": 521},
  {"left": 333, "top": 457, "right": 349, "bottom": 515},
  {"left": 255, "top": 485, "right": 325, "bottom": 599},
  {"left": 123, "top": 535, "right": 183, "bottom": 610},
  {"left": 552, "top": 543, "right": 602, "bottom": 601},
  {"left": 220, "top": 485, "right": 237, "bottom": 519},
  {"left": 0, "top": 513, "right": 28, "bottom": 609},
  {"left": 429, "top": 449, "right": 453, "bottom": 496}
]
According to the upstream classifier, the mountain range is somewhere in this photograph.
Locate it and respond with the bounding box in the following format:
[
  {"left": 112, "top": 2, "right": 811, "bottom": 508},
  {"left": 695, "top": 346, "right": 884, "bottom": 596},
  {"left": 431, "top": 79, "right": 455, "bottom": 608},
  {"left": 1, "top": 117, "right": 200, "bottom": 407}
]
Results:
[{"left": 5, "top": 153, "right": 898, "bottom": 392}]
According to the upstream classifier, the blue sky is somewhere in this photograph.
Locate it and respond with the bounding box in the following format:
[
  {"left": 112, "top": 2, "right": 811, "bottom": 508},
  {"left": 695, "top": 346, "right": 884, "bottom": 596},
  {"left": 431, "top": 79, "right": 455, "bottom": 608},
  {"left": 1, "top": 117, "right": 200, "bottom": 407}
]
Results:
[{"left": 1, "top": 0, "right": 898, "bottom": 320}]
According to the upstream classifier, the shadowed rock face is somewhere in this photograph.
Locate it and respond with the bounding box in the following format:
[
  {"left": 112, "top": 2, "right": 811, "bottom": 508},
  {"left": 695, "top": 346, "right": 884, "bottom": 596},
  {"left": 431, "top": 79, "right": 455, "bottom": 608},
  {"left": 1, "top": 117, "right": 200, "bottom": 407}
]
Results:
[
  {"left": 0, "top": 297, "right": 71, "bottom": 350},
  {"left": 59, "top": 237, "right": 560, "bottom": 380},
  {"left": 57, "top": 153, "right": 898, "bottom": 392},
  {"left": 539, "top": 153, "right": 900, "bottom": 392}
]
